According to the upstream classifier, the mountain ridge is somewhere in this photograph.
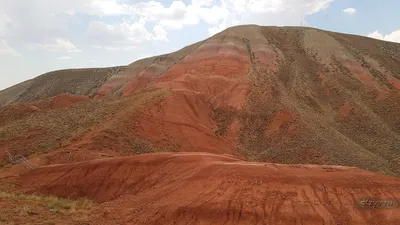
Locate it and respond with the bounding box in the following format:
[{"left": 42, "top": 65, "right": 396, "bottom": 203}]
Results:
[
  {"left": 3, "top": 25, "right": 399, "bottom": 104},
  {"left": 0, "top": 25, "right": 399, "bottom": 176}
]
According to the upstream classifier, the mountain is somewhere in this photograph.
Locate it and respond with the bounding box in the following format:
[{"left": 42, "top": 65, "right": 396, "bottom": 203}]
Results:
[
  {"left": 1, "top": 25, "right": 399, "bottom": 175},
  {"left": 1, "top": 24, "right": 400, "bottom": 224}
]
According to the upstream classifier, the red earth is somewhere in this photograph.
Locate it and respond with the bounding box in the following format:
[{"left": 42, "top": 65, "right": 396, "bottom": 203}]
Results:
[
  {"left": 15, "top": 152, "right": 400, "bottom": 225},
  {"left": 1, "top": 25, "right": 400, "bottom": 224}
]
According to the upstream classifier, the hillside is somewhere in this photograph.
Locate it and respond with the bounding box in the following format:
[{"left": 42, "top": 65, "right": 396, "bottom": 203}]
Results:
[
  {"left": 1, "top": 25, "right": 399, "bottom": 175},
  {"left": 13, "top": 152, "right": 400, "bottom": 224},
  {"left": 1, "top": 24, "right": 400, "bottom": 224}
]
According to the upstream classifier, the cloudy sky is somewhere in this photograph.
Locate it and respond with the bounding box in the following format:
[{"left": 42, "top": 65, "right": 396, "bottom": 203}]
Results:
[{"left": 0, "top": 0, "right": 399, "bottom": 90}]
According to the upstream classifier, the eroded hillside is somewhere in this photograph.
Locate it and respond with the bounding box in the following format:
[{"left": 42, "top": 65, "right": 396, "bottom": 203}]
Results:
[
  {"left": 6, "top": 152, "right": 400, "bottom": 224},
  {"left": 1, "top": 25, "right": 400, "bottom": 176}
]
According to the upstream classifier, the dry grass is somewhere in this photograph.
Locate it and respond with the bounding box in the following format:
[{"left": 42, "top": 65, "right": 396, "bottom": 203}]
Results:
[
  {"left": 0, "top": 183, "right": 17, "bottom": 193},
  {"left": 0, "top": 192, "right": 92, "bottom": 212},
  {"left": 0, "top": 87, "right": 172, "bottom": 167},
  {"left": 0, "top": 66, "right": 126, "bottom": 105},
  {"left": 233, "top": 27, "right": 400, "bottom": 176},
  {"left": 212, "top": 107, "right": 237, "bottom": 137},
  {"left": 0, "top": 191, "right": 94, "bottom": 224}
]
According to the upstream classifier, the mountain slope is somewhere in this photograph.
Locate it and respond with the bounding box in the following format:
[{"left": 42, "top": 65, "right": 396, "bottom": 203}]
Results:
[{"left": 1, "top": 25, "right": 400, "bottom": 176}]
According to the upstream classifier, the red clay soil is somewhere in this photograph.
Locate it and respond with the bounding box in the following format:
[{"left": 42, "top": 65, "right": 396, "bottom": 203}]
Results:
[
  {"left": 1, "top": 27, "right": 400, "bottom": 225},
  {"left": 253, "top": 47, "right": 279, "bottom": 71},
  {"left": 226, "top": 120, "right": 241, "bottom": 145},
  {"left": 375, "top": 90, "right": 392, "bottom": 101},
  {"left": 24, "top": 94, "right": 90, "bottom": 110},
  {"left": 266, "top": 111, "right": 297, "bottom": 136},
  {"left": 341, "top": 59, "right": 377, "bottom": 87},
  {"left": 121, "top": 64, "right": 166, "bottom": 96},
  {"left": 390, "top": 78, "right": 400, "bottom": 89},
  {"left": 339, "top": 103, "right": 352, "bottom": 116},
  {"left": 2, "top": 26, "right": 400, "bottom": 175},
  {"left": 48, "top": 94, "right": 89, "bottom": 109},
  {"left": 95, "top": 76, "right": 123, "bottom": 98},
  {"left": 153, "top": 37, "right": 251, "bottom": 110},
  {"left": 134, "top": 35, "right": 253, "bottom": 154},
  {"left": 96, "top": 66, "right": 155, "bottom": 98},
  {"left": 17, "top": 152, "right": 400, "bottom": 225}
]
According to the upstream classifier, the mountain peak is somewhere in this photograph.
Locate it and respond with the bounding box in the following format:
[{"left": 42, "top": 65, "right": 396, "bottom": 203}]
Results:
[{"left": 1, "top": 26, "right": 400, "bottom": 175}]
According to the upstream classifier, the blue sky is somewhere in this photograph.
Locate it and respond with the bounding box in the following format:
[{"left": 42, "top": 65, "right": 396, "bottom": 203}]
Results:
[{"left": 0, "top": 0, "right": 399, "bottom": 90}]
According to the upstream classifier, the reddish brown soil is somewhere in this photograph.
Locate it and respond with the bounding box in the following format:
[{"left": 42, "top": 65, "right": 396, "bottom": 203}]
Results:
[
  {"left": 390, "top": 78, "right": 400, "bottom": 89},
  {"left": 341, "top": 59, "right": 377, "bottom": 87},
  {"left": 375, "top": 90, "right": 392, "bottom": 101},
  {"left": 48, "top": 94, "right": 89, "bottom": 108},
  {"left": 153, "top": 37, "right": 251, "bottom": 110},
  {"left": 0, "top": 94, "right": 88, "bottom": 125},
  {"left": 339, "top": 103, "right": 352, "bottom": 116},
  {"left": 133, "top": 35, "right": 253, "bottom": 154},
  {"left": 0, "top": 103, "right": 40, "bottom": 125},
  {"left": 254, "top": 47, "right": 279, "bottom": 71},
  {"left": 136, "top": 90, "right": 237, "bottom": 154},
  {"left": 1, "top": 25, "right": 400, "bottom": 224},
  {"left": 0, "top": 198, "right": 93, "bottom": 225},
  {"left": 266, "top": 111, "right": 297, "bottom": 136},
  {"left": 13, "top": 153, "right": 400, "bottom": 224},
  {"left": 226, "top": 120, "right": 241, "bottom": 145},
  {"left": 1, "top": 26, "right": 400, "bottom": 173}
]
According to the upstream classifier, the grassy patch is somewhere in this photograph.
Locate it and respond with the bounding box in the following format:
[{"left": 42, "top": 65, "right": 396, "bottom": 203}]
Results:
[
  {"left": 0, "top": 183, "right": 16, "bottom": 192},
  {"left": 0, "top": 192, "right": 92, "bottom": 213},
  {"left": 212, "top": 107, "right": 237, "bottom": 137},
  {"left": 0, "top": 191, "right": 95, "bottom": 224},
  {"left": 0, "top": 87, "right": 172, "bottom": 162}
]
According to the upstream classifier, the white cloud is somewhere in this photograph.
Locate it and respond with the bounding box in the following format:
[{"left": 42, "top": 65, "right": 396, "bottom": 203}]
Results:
[
  {"left": 91, "top": 45, "right": 137, "bottom": 51},
  {"left": 87, "top": 0, "right": 132, "bottom": 16},
  {"left": 342, "top": 8, "right": 356, "bottom": 15},
  {"left": 153, "top": 25, "right": 168, "bottom": 41},
  {"left": 367, "top": 30, "right": 400, "bottom": 43},
  {"left": 126, "top": 0, "right": 334, "bottom": 37},
  {"left": 131, "top": 1, "right": 203, "bottom": 30},
  {"left": 368, "top": 31, "right": 384, "bottom": 40},
  {"left": 86, "top": 18, "right": 168, "bottom": 50},
  {"left": 0, "top": 0, "right": 336, "bottom": 53},
  {"left": 134, "top": 1, "right": 186, "bottom": 21},
  {"left": 207, "top": 0, "right": 334, "bottom": 35},
  {"left": 0, "top": 14, "right": 12, "bottom": 36},
  {"left": 0, "top": 39, "right": 19, "bottom": 56},
  {"left": 57, "top": 56, "right": 72, "bottom": 60},
  {"left": 29, "top": 38, "right": 81, "bottom": 52},
  {"left": 135, "top": 54, "right": 152, "bottom": 61},
  {"left": 0, "top": 0, "right": 125, "bottom": 52},
  {"left": 192, "top": 0, "right": 214, "bottom": 7}
]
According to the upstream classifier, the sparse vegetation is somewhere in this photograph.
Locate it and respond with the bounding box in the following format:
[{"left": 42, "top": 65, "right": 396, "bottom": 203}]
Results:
[
  {"left": 1, "top": 66, "right": 126, "bottom": 105},
  {"left": 0, "top": 87, "right": 172, "bottom": 165},
  {"left": 0, "top": 191, "right": 94, "bottom": 224},
  {"left": 0, "top": 191, "right": 93, "bottom": 212},
  {"left": 212, "top": 107, "right": 237, "bottom": 137},
  {"left": 0, "top": 26, "right": 399, "bottom": 178}
]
